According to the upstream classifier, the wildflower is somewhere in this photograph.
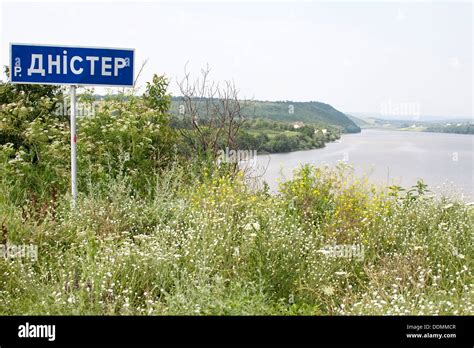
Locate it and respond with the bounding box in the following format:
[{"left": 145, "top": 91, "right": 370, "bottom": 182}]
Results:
[
  {"left": 243, "top": 223, "right": 253, "bottom": 231},
  {"left": 322, "top": 286, "right": 335, "bottom": 296},
  {"left": 244, "top": 222, "right": 260, "bottom": 231}
]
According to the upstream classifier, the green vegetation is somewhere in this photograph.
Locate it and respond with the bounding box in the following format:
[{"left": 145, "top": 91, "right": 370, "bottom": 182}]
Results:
[
  {"left": 0, "top": 75, "right": 472, "bottom": 315},
  {"left": 425, "top": 123, "right": 474, "bottom": 135},
  {"left": 247, "top": 100, "right": 361, "bottom": 134},
  {"left": 355, "top": 116, "right": 474, "bottom": 135},
  {"left": 170, "top": 97, "right": 355, "bottom": 153},
  {"left": 170, "top": 97, "right": 360, "bottom": 131},
  {"left": 237, "top": 119, "right": 340, "bottom": 153}
]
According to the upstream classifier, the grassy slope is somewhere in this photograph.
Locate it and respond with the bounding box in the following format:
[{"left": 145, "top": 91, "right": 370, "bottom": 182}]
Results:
[
  {"left": 0, "top": 164, "right": 472, "bottom": 315},
  {"left": 170, "top": 98, "right": 361, "bottom": 134},
  {"left": 246, "top": 129, "right": 300, "bottom": 138},
  {"left": 251, "top": 100, "right": 361, "bottom": 133}
]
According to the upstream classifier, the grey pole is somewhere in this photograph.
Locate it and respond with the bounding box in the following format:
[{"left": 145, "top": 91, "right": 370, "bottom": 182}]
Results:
[{"left": 70, "top": 85, "right": 77, "bottom": 206}]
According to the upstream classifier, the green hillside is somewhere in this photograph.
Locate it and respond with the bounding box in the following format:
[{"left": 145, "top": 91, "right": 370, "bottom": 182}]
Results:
[
  {"left": 170, "top": 98, "right": 361, "bottom": 134},
  {"left": 251, "top": 100, "right": 360, "bottom": 133}
]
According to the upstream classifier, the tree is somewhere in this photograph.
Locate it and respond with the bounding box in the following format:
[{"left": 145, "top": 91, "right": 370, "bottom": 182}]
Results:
[
  {"left": 0, "top": 67, "right": 64, "bottom": 150},
  {"left": 143, "top": 74, "right": 171, "bottom": 114},
  {"left": 177, "top": 65, "right": 254, "bottom": 161}
]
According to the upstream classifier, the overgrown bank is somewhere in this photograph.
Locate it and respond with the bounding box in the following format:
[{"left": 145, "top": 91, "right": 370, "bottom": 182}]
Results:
[{"left": 0, "top": 74, "right": 472, "bottom": 315}]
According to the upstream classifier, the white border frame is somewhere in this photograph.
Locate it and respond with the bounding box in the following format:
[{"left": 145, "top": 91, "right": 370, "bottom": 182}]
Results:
[{"left": 9, "top": 43, "right": 136, "bottom": 88}]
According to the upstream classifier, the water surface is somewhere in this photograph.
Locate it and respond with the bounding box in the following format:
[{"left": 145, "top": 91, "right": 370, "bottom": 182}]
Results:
[{"left": 254, "top": 129, "right": 473, "bottom": 201}]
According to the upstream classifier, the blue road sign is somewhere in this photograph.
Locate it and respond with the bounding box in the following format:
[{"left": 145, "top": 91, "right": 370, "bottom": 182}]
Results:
[{"left": 10, "top": 44, "right": 134, "bottom": 87}]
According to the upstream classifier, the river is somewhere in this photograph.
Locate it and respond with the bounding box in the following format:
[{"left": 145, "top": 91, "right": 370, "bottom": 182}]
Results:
[{"left": 253, "top": 129, "right": 473, "bottom": 201}]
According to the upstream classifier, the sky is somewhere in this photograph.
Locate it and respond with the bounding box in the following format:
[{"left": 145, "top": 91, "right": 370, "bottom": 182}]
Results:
[{"left": 0, "top": 0, "right": 472, "bottom": 118}]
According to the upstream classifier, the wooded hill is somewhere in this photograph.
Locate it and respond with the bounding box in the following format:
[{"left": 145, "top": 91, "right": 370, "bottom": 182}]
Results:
[{"left": 170, "top": 97, "right": 361, "bottom": 134}]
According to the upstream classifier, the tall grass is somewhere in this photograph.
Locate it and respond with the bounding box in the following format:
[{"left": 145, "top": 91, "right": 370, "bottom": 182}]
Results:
[{"left": 0, "top": 163, "right": 472, "bottom": 315}]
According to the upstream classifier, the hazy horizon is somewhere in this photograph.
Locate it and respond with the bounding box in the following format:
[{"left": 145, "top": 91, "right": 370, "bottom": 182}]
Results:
[{"left": 1, "top": 0, "right": 472, "bottom": 119}]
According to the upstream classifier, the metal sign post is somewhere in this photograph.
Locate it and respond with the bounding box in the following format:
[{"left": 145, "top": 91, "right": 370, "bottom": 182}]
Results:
[
  {"left": 9, "top": 43, "right": 134, "bottom": 205},
  {"left": 70, "top": 85, "right": 77, "bottom": 206}
]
